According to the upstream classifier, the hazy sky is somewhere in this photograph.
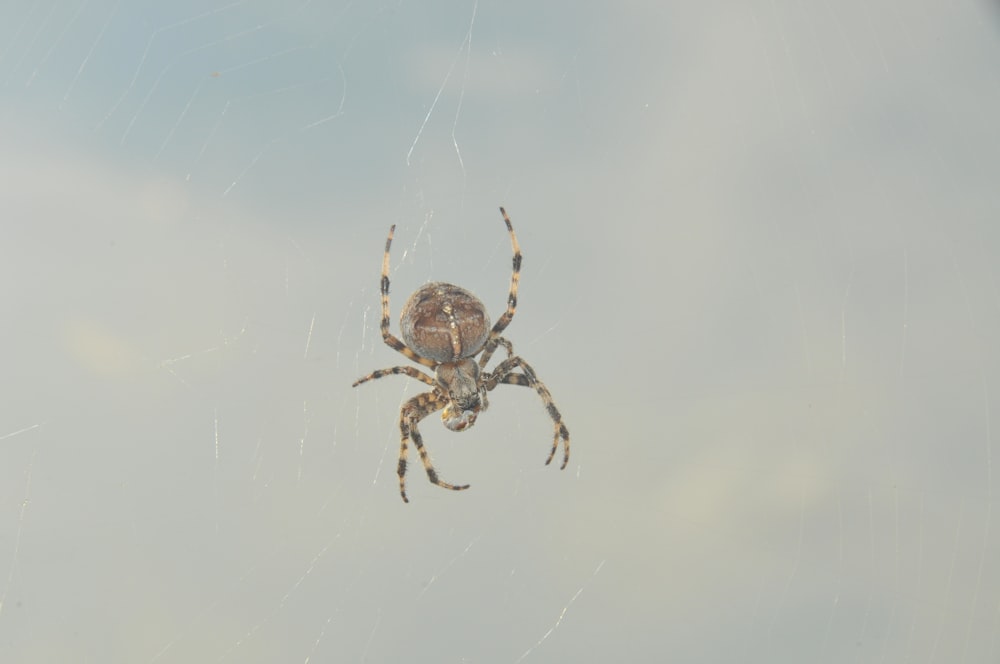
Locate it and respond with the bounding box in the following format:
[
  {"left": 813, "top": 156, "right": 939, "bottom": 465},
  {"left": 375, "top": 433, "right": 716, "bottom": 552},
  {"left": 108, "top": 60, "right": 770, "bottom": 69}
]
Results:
[{"left": 2, "top": 1, "right": 1000, "bottom": 662}]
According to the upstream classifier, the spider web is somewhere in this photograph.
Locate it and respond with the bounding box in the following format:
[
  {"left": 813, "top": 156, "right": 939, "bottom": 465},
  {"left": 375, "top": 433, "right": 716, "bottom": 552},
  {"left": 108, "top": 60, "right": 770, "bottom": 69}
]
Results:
[{"left": 2, "top": 1, "right": 1000, "bottom": 662}]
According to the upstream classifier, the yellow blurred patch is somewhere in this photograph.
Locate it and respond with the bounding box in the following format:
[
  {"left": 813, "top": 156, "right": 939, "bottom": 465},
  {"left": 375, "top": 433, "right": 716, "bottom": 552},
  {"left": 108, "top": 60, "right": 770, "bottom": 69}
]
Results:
[
  {"left": 136, "top": 176, "right": 189, "bottom": 228},
  {"left": 64, "top": 319, "right": 142, "bottom": 379}
]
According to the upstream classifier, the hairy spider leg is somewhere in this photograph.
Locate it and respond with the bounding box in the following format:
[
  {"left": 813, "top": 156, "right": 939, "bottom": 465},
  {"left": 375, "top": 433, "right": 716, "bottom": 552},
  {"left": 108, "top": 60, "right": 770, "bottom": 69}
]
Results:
[
  {"left": 489, "top": 207, "right": 522, "bottom": 340},
  {"left": 485, "top": 356, "right": 570, "bottom": 469},
  {"left": 399, "top": 391, "right": 471, "bottom": 503},
  {"left": 352, "top": 365, "right": 436, "bottom": 388},
  {"left": 478, "top": 336, "right": 514, "bottom": 370},
  {"left": 378, "top": 224, "right": 437, "bottom": 368}
]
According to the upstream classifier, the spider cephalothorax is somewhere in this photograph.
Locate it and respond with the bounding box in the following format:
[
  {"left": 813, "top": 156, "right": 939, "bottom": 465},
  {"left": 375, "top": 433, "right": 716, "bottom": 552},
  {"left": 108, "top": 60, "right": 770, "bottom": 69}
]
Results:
[{"left": 352, "top": 208, "right": 570, "bottom": 502}]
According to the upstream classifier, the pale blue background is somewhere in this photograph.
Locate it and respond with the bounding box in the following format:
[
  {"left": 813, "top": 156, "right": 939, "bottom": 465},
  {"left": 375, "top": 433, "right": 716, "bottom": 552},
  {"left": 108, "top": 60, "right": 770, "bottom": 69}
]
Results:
[{"left": 2, "top": 1, "right": 1000, "bottom": 662}]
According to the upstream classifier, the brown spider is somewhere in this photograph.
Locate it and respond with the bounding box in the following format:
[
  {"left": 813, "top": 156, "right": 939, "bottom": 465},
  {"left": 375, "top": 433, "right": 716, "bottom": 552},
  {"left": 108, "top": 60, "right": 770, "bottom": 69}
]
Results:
[{"left": 352, "top": 207, "right": 570, "bottom": 502}]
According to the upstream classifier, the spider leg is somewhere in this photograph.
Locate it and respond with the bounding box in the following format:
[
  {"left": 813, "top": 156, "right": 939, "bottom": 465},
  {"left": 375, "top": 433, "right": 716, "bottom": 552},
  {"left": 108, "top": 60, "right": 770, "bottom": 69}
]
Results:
[
  {"left": 498, "top": 373, "right": 530, "bottom": 387},
  {"left": 477, "top": 336, "right": 514, "bottom": 370},
  {"left": 398, "top": 391, "right": 471, "bottom": 503},
  {"left": 377, "top": 225, "right": 437, "bottom": 369},
  {"left": 352, "top": 365, "right": 436, "bottom": 388},
  {"left": 488, "top": 207, "right": 521, "bottom": 340},
  {"left": 485, "top": 356, "right": 570, "bottom": 469}
]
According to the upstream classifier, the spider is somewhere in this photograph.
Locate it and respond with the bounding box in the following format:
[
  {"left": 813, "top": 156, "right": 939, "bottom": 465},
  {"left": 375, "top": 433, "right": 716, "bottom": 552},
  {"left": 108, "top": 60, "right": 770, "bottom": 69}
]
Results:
[{"left": 352, "top": 207, "right": 570, "bottom": 502}]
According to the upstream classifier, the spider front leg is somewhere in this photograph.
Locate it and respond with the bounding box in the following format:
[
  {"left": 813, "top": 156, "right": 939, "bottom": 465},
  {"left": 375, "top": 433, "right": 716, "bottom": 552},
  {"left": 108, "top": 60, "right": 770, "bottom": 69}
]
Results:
[
  {"left": 398, "top": 391, "right": 471, "bottom": 503},
  {"left": 486, "top": 357, "right": 570, "bottom": 469},
  {"left": 352, "top": 365, "right": 436, "bottom": 388}
]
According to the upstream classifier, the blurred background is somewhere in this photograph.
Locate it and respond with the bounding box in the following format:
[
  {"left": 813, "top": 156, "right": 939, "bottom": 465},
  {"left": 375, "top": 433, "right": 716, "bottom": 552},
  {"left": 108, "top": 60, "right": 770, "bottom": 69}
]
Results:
[{"left": 2, "top": 1, "right": 1000, "bottom": 661}]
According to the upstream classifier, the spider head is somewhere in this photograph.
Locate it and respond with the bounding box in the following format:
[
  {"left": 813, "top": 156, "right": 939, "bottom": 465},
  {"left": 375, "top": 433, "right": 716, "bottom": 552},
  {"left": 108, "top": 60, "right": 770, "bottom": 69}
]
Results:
[{"left": 436, "top": 358, "right": 484, "bottom": 432}]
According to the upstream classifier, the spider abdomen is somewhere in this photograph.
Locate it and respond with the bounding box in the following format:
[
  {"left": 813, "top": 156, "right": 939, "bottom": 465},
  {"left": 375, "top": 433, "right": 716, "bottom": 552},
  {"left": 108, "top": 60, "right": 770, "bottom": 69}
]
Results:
[{"left": 400, "top": 282, "right": 490, "bottom": 363}]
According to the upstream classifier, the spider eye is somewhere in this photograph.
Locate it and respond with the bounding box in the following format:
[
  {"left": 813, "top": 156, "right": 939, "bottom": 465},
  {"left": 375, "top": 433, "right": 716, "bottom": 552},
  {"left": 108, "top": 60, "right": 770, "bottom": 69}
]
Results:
[{"left": 442, "top": 403, "right": 479, "bottom": 431}]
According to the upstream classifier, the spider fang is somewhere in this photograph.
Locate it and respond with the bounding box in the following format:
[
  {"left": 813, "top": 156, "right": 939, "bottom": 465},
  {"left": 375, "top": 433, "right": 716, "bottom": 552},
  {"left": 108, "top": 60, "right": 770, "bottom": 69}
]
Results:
[{"left": 441, "top": 402, "right": 479, "bottom": 431}]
